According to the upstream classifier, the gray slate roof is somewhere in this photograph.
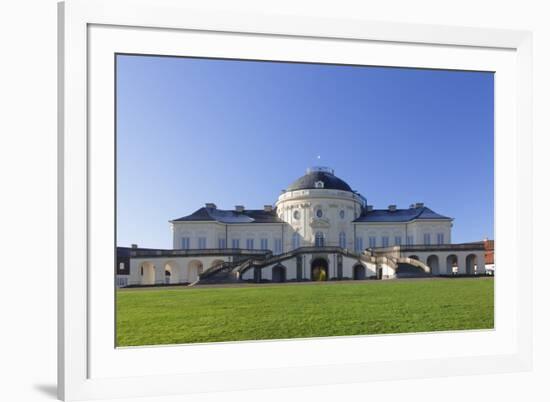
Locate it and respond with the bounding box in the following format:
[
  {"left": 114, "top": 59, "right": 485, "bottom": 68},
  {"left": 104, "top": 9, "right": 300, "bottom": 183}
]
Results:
[
  {"left": 172, "top": 207, "right": 284, "bottom": 224},
  {"left": 174, "top": 205, "right": 450, "bottom": 224},
  {"left": 354, "top": 206, "right": 452, "bottom": 223},
  {"left": 287, "top": 170, "right": 353, "bottom": 192}
]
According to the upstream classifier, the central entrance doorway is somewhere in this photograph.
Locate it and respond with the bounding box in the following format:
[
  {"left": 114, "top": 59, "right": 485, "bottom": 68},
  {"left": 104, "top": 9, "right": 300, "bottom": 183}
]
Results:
[{"left": 311, "top": 257, "right": 329, "bottom": 281}]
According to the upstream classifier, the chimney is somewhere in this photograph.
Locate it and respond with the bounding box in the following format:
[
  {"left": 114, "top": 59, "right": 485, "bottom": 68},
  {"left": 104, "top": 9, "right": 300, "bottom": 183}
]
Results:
[
  {"left": 415, "top": 202, "right": 424, "bottom": 208},
  {"left": 205, "top": 203, "right": 217, "bottom": 209},
  {"left": 235, "top": 205, "right": 245, "bottom": 213},
  {"left": 388, "top": 204, "right": 397, "bottom": 212},
  {"left": 366, "top": 205, "right": 374, "bottom": 212},
  {"left": 264, "top": 205, "right": 273, "bottom": 212},
  {"left": 131, "top": 244, "right": 138, "bottom": 249}
]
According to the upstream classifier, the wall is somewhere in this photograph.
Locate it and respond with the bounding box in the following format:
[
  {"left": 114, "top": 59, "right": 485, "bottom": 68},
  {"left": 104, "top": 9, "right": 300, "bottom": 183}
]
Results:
[
  {"left": 355, "top": 220, "right": 452, "bottom": 248},
  {"left": 129, "top": 255, "right": 231, "bottom": 285},
  {"left": 400, "top": 250, "right": 485, "bottom": 275},
  {"left": 240, "top": 253, "right": 377, "bottom": 281},
  {"left": 174, "top": 199, "right": 452, "bottom": 256},
  {"left": 276, "top": 188, "right": 363, "bottom": 250},
  {"left": 1, "top": 1, "right": 548, "bottom": 402},
  {"left": 173, "top": 221, "right": 284, "bottom": 251}
]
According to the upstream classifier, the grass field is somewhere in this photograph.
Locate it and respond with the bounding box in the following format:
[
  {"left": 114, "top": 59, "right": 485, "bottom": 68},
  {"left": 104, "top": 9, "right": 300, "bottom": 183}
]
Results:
[{"left": 116, "top": 278, "right": 494, "bottom": 347}]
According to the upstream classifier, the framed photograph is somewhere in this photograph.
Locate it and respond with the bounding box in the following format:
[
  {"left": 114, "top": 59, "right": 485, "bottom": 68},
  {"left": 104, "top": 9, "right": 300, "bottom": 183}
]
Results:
[{"left": 58, "top": 0, "right": 533, "bottom": 400}]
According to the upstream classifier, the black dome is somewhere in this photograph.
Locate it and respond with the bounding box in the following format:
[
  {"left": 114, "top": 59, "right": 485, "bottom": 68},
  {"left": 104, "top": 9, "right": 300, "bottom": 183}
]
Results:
[{"left": 287, "top": 168, "right": 353, "bottom": 192}]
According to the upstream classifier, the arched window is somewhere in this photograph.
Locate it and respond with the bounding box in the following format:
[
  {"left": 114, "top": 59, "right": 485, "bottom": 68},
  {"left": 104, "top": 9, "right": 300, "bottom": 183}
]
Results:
[
  {"left": 315, "top": 232, "right": 325, "bottom": 247},
  {"left": 292, "top": 232, "right": 300, "bottom": 249},
  {"left": 339, "top": 231, "right": 346, "bottom": 248}
]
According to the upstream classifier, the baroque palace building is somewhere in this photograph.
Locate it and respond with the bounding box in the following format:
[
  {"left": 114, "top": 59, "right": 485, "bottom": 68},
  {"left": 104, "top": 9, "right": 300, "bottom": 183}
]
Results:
[{"left": 118, "top": 167, "right": 487, "bottom": 287}]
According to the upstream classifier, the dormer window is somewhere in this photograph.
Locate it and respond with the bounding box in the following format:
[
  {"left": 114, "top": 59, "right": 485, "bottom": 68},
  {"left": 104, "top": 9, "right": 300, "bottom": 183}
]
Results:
[{"left": 314, "top": 181, "right": 324, "bottom": 188}]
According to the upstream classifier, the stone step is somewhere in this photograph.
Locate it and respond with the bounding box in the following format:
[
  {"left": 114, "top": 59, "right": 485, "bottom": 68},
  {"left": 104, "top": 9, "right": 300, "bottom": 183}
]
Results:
[{"left": 396, "top": 263, "right": 432, "bottom": 278}]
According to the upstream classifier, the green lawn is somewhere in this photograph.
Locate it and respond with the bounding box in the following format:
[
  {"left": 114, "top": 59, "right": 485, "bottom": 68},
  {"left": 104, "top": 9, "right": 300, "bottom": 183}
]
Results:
[{"left": 116, "top": 278, "right": 494, "bottom": 347}]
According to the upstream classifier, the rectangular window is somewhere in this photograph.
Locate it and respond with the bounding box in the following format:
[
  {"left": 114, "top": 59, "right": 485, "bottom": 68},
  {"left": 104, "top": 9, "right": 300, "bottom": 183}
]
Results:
[
  {"left": 198, "top": 237, "right": 207, "bottom": 249},
  {"left": 246, "top": 238, "right": 254, "bottom": 249},
  {"left": 119, "top": 262, "right": 125, "bottom": 271},
  {"left": 315, "top": 234, "right": 325, "bottom": 247},
  {"left": 406, "top": 235, "right": 414, "bottom": 245},
  {"left": 274, "top": 238, "right": 282, "bottom": 254},
  {"left": 260, "top": 238, "right": 268, "bottom": 250},
  {"left": 339, "top": 232, "right": 346, "bottom": 248},
  {"left": 181, "top": 237, "right": 190, "bottom": 249},
  {"left": 423, "top": 233, "right": 431, "bottom": 245},
  {"left": 292, "top": 233, "right": 300, "bottom": 249},
  {"left": 355, "top": 237, "right": 363, "bottom": 252},
  {"left": 232, "top": 239, "right": 240, "bottom": 249},
  {"left": 218, "top": 238, "right": 226, "bottom": 249},
  {"left": 382, "top": 236, "right": 389, "bottom": 247},
  {"left": 394, "top": 236, "right": 402, "bottom": 246},
  {"left": 368, "top": 236, "right": 376, "bottom": 248},
  {"left": 437, "top": 233, "right": 444, "bottom": 245}
]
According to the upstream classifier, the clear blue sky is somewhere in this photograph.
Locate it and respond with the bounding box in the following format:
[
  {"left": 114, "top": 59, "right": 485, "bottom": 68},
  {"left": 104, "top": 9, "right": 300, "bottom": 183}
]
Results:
[{"left": 116, "top": 54, "right": 494, "bottom": 248}]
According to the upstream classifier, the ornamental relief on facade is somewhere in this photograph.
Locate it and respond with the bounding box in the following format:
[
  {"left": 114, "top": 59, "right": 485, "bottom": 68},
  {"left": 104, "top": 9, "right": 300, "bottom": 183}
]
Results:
[{"left": 309, "top": 217, "right": 330, "bottom": 228}]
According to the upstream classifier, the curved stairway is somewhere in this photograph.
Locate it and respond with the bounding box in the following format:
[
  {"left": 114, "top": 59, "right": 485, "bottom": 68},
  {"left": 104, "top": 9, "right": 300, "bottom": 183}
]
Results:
[
  {"left": 195, "top": 247, "right": 376, "bottom": 285},
  {"left": 395, "top": 262, "right": 432, "bottom": 278}
]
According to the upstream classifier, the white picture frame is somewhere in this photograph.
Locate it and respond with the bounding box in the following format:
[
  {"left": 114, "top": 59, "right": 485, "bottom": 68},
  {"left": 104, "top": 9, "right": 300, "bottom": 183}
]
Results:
[{"left": 58, "top": 0, "right": 533, "bottom": 400}]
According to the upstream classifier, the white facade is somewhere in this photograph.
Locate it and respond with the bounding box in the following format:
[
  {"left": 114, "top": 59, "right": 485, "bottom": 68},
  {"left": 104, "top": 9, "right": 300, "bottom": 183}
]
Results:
[
  {"left": 171, "top": 168, "right": 452, "bottom": 255},
  {"left": 122, "top": 167, "right": 487, "bottom": 286}
]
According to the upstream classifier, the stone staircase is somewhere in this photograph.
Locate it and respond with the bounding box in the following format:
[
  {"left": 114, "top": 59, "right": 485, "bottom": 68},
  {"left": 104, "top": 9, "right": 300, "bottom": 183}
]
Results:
[
  {"left": 194, "top": 246, "right": 375, "bottom": 285},
  {"left": 194, "top": 260, "right": 249, "bottom": 285},
  {"left": 395, "top": 262, "right": 432, "bottom": 278}
]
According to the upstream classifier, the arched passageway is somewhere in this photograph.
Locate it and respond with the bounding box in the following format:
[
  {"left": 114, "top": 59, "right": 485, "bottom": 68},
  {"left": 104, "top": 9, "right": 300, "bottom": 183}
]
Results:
[
  {"left": 188, "top": 260, "right": 203, "bottom": 283},
  {"left": 353, "top": 264, "right": 366, "bottom": 280},
  {"left": 466, "top": 254, "right": 477, "bottom": 275},
  {"left": 164, "top": 261, "right": 180, "bottom": 284},
  {"left": 311, "top": 258, "right": 329, "bottom": 281},
  {"left": 272, "top": 264, "right": 286, "bottom": 283},
  {"left": 446, "top": 254, "right": 458, "bottom": 275},
  {"left": 164, "top": 266, "right": 172, "bottom": 284},
  {"left": 427, "top": 255, "right": 440, "bottom": 275},
  {"left": 140, "top": 261, "right": 156, "bottom": 285}
]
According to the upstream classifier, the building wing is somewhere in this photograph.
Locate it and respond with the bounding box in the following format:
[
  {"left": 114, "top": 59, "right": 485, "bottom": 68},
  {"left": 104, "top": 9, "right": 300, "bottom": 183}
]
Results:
[
  {"left": 171, "top": 207, "right": 283, "bottom": 224},
  {"left": 354, "top": 206, "right": 452, "bottom": 223}
]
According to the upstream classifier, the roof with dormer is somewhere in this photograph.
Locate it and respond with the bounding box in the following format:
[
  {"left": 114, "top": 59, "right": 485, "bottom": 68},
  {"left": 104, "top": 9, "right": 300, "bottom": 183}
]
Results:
[
  {"left": 286, "top": 167, "right": 353, "bottom": 192},
  {"left": 171, "top": 207, "right": 284, "bottom": 224},
  {"left": 354, "top": 206, "right": 452, "bottom": 223}
]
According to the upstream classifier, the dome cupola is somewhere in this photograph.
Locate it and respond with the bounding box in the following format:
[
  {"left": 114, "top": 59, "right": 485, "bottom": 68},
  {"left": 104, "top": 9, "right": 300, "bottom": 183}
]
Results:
[{"left": 286, "top": 167, "right": 353, "bottom": 192}]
